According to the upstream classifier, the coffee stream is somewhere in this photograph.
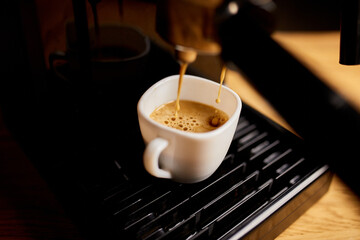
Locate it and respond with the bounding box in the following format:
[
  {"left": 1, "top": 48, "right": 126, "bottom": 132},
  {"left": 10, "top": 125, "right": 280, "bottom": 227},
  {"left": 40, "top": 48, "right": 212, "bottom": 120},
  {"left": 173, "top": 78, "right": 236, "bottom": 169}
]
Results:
[
  {"left": 216, "top": 65, "right": 227, "bottom": 103},
  {"left": 175, "top": 63, "right": 189, "bottom": 117},
  {"left": 176, "top": 62, "right": 227, "bottom": 112},
  {"left": 150, "top": 62, "right": 229, "bottom": 133}
]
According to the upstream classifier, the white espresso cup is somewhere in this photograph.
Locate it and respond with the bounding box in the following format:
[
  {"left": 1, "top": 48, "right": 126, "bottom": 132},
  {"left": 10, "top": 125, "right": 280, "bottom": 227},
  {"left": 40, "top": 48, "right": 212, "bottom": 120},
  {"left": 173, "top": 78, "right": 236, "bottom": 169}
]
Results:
[{"left": 137, "top": 75, "right": 242, "bottom": 183}]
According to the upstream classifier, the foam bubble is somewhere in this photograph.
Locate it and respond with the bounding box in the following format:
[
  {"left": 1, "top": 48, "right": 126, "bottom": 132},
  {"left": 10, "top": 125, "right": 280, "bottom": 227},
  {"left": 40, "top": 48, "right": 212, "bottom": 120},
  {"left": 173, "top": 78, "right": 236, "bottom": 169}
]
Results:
[{"left": 150, "top": 100, "right": 229, "bottom": 133}]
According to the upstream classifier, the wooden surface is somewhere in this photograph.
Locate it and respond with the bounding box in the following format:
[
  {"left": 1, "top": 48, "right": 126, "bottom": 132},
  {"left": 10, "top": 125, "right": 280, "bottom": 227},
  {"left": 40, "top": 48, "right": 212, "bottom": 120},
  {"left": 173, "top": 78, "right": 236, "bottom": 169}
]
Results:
[{"left": 226, "top": 31, "right": 360, "bottom": 240}]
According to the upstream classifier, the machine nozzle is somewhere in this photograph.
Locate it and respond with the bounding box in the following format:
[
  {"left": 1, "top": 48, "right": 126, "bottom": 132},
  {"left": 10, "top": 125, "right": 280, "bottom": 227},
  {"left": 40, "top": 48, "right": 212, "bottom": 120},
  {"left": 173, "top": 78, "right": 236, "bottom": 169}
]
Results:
[{"left": 175, "top": 48, "right": 198, "bottom": 64}]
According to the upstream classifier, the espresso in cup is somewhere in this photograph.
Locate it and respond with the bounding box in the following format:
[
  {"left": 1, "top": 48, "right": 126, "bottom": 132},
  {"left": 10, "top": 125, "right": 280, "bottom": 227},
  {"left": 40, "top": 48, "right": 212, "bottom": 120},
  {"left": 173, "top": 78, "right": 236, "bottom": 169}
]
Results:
[
  {"left": 150, "top": 100, "right": 229, "bottom": 133},
  {"left": 138, "top": 75, "right": 242, "bottom": 183}
]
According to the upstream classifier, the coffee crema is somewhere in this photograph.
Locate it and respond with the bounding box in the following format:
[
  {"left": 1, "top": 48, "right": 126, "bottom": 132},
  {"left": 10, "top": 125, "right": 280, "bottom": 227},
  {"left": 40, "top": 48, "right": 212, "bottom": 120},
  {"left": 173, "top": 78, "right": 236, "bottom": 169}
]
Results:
[{"left": 150, "top": 100, "right": 229, "bottom": 133}]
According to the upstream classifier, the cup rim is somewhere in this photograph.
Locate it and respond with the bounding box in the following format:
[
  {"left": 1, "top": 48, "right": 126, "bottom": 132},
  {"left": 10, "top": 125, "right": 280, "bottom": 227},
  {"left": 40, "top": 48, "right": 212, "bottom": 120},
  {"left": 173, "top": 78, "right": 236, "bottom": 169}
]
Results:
[{"left": 137, "top": 75, "right": 242, "bottom": 139}]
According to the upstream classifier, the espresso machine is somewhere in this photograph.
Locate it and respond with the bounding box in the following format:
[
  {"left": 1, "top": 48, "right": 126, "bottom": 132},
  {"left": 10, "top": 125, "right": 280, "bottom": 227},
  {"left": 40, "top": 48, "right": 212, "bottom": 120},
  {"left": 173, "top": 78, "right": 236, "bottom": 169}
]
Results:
[
  {"left": 1, "top": 0, "right": 359, "bottom": 239},
  {"left": 155, "top": 0, "right": 360, "bottom": 193}
]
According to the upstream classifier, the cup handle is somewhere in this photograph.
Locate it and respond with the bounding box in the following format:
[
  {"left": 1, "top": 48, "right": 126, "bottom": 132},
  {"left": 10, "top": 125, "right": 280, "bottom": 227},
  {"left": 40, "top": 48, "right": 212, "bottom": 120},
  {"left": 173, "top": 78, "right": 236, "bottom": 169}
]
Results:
[{"left": 143, "top": 138, "right": 172, "bottom": 179}]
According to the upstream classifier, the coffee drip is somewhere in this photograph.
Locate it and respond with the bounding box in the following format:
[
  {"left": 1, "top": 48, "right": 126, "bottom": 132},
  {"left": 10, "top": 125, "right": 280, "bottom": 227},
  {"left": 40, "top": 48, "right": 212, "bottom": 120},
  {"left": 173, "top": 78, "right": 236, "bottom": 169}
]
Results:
[
  {"left": 216, "top": 65, "right": 227, "bottom": 103},
  {"left": 174, "top": 62, "right": 227, "bottom": 118},
  {"left": 175, "top": 63, "right": 188, "bottom": 116},
  {"left": 151, "top": 61, "right": 229, "bottom": 133}
]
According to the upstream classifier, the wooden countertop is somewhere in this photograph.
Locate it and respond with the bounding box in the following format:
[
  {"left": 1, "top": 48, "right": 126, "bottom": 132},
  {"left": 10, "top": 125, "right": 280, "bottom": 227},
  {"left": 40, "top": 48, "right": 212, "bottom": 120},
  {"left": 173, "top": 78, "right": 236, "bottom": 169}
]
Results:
[{"left": 226, "top": 31, "right": 360, "bottom": 240}]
